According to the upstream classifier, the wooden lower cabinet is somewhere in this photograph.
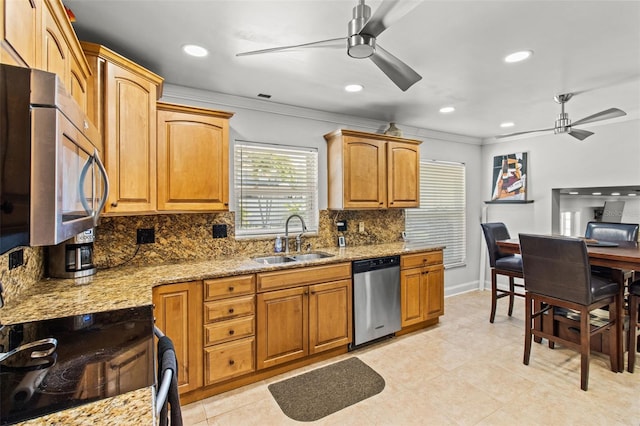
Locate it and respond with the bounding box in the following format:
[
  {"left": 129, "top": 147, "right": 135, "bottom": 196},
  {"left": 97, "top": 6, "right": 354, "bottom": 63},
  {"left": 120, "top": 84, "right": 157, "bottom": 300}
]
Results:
[
  {"left": 203, "top": 275, "right": 256, "bottom": 385},
  {"left": 400, "top": 251, "right": 445, "bottom": 327},
  {"left": 152, "top": 281, "right": 203, "bottom": 394},
  {"left": 256, "top": 264, "right": 352, "bottom": 370}
]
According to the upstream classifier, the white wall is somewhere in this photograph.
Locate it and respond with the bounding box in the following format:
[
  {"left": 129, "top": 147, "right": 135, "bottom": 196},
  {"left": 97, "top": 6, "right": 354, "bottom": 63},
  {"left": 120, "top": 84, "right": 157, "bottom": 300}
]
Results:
[
  {"left": 479, "top": 118, "right": 640, "bottom": 286},
  {"left": 161, "top": 84, "right": 484, "bottom": 296}
]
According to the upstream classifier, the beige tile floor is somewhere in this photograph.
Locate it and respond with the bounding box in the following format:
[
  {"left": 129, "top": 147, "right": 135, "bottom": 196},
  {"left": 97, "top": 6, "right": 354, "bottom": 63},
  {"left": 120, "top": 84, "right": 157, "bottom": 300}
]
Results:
[{"left": 182, "top": 290, "right": 640, "bottom": 425}]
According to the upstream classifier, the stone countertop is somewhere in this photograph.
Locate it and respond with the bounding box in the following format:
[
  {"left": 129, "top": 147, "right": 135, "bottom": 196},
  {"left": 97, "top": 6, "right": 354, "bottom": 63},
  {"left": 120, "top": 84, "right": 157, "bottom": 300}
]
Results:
[{"left": 0, "top": 242, "right": 443, "bottom": 325}]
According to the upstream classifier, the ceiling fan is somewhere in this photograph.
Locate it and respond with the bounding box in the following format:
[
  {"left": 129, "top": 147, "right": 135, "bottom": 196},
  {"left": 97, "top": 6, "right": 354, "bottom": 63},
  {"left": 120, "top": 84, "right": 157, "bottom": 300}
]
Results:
[
  {"left": 497, "top": 93, "right": 627, "bottom": 141},
  {"left": 236, "top": 0, "right": 423, "bottom": 91}
]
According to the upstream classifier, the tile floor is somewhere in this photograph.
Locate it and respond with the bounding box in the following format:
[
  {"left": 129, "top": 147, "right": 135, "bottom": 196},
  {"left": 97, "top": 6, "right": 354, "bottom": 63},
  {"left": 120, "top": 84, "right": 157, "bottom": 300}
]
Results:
[{"left": 182, "top": 290, "right": 640, "bottom": 425}]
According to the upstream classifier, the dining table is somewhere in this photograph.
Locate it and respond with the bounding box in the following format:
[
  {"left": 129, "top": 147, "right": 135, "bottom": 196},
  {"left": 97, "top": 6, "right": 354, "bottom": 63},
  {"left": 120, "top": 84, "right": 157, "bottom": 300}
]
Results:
[{"left": 497, "top": 237, "right": 640, "bottom": 373}]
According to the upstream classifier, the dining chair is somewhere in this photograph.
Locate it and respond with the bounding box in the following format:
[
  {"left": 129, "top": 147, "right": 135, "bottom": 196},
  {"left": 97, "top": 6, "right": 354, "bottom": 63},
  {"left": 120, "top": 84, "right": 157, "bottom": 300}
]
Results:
[
  {"left": 628, "top": 280, "right": 640, "bottom": 372},
  {"left": 584, "top": 221, "right": 639, "bottom": 288},
  {"left": 519, "top": 234, "right": 621, "bottom": 391},
  {"left": 480, "top": 222, "right": 524, "bottom": 323}
]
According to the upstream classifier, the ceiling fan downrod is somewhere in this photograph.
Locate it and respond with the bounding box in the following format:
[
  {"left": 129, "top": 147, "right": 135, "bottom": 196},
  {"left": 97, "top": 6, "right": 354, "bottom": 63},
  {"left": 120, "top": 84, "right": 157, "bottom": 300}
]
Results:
[
  {"left": 554, "top": 93, "right": 573, "bottom": 134},
  {"left": 347, "top": 0, "right": 375, "bottom": 59}
]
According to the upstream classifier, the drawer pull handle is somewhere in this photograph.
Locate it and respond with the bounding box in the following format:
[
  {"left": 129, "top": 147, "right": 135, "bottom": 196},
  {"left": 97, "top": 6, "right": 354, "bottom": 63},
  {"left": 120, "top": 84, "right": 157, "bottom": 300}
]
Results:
[
  {"left": 111, "top": 202, "right": 118, "bottom": 207},
  {"left": 229, "top": 329, "right": 235, "bottom": 335},
  {"left": 228, "top": 286, "right": 234, "bottom": 292},
  {"left": 228, "top": 308, "right": 235, "bottom": 314},
  {"left": 229, "top": 359, "right": 235, "bottom": 366}
]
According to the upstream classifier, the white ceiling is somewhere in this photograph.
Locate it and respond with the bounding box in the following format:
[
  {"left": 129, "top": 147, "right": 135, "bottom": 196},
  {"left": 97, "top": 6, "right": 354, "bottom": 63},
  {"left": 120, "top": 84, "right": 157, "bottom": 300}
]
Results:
[{"left": 64, "top": 0, "right": 640, "bottom": 140}]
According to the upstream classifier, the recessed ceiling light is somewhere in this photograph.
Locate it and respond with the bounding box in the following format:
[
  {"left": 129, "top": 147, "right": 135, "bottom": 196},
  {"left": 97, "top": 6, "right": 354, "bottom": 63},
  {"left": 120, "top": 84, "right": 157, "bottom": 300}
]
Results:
[
  {"left": 439, "top": 106, "right": 455, "bottom": 113},
  {"left": 629, "top": 193, "right": 637, "bottom": 197},
  {"left": 183, "top": 44, "right": 208, "bottom": 57},
  {"left": 569, "top": 191, "right": 579, "bottom": 195},
  {"left": 500, "top": 122, "right": 515, "bottom": 128},
  {"left": 504, "top": 50, "right": 533, "bottom": 63},
  {"left": 345, "top": 84, "right": 363, "bottom": 92},
  {"left": 592, "top": 192, "right": 602, "bottom": 196},
  {"left": 611, "top": 192, "right": 621, "bottom": 196}
]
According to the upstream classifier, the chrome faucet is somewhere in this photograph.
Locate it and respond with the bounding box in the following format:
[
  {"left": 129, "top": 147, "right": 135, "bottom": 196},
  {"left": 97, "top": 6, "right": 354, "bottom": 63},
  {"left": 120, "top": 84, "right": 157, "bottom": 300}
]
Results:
[{"left": 284, "top": 214, "right": 307, "bottom": 253}]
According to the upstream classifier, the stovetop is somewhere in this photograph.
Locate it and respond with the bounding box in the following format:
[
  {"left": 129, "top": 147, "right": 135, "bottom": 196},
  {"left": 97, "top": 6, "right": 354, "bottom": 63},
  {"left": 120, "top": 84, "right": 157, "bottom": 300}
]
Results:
[{"left": 0, "top": 305, "right": 154, "bottom": 425}]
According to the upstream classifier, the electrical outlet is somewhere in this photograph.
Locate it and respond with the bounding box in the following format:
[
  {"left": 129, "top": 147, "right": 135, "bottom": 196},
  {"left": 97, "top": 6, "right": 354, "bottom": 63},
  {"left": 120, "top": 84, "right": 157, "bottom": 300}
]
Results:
[
  {"left": 358, "top": 221, "right": 365, "bottom": 233},
  {"left": 8, "top": 249, "right": 24, "bottom": 270},
  {"left": 212, "top": 224, "right": 227, "bottom": 238},
  {"left": 136, "top": 228, "right": 155, "bottom": 244},
  {"left": 337, "top": 220, "right": 347, "bottom": 232}
]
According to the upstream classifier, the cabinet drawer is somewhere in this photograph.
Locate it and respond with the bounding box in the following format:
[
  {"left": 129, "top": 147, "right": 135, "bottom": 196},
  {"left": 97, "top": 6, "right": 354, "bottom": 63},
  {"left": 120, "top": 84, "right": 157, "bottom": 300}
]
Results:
[
  {"left": 205, "top": 337, "right": 255, "bottom": 385},
  {"left": 204, "top": 295, "right": 255, "bottom": 323},
  {"left": 205, "top": 275, "right": 255, "bottom": 300},
  {"left": 257, "top": 262, "right": 351, "bottom": 292},
  {"left": 401, "top": 251, "right": 443, "bottom": 269},
  {"left": 204, "top": 316, "right": 255, "bottom": 346}
]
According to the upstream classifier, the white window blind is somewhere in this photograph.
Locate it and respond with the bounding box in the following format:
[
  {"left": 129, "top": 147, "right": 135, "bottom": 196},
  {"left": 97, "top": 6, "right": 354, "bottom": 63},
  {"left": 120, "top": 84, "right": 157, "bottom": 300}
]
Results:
[
  {"left": 405, "top": 160, "right": 466, "bottom": 267},
  {"left": 234, "top": 141, "right": 318, "bottom": 237}
]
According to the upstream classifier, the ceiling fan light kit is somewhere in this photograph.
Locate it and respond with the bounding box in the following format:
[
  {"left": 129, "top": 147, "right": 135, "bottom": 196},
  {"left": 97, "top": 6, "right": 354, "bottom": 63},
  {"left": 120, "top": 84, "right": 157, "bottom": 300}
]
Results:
[
  {"left": 496, "top": 92, "right": 626, "bottom": 141},
  {"left": 236, "top": 0, "right": 423, "bottom": 91}
]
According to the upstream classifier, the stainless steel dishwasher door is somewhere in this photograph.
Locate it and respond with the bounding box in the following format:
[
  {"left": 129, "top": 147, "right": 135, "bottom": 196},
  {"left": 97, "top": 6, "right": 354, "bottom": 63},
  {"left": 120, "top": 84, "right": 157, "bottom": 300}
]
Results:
[{"left": 352, "top": 259, "right": 401, "bottom": 347}]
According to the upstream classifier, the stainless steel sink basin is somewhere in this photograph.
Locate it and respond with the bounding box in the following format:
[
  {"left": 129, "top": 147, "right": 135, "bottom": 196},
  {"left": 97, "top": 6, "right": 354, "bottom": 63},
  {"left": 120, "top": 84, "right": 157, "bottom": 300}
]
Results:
[
  {"left": 253, "top": 255, "right": 296, "bottom": 264},
  {"left": 291, "top": 252, "right": 334, "bottom": 261}
]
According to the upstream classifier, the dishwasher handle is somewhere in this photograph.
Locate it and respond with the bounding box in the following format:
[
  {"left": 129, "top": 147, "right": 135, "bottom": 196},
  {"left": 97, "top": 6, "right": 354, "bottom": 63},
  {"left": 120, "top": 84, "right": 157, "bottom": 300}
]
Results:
[{"left": 352, "top": 255, "right": 400, "bottom": 274}]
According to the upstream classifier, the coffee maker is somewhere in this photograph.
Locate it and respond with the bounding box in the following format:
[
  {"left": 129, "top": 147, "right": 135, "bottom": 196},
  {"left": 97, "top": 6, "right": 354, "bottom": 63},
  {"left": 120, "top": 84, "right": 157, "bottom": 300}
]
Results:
[{"left": 47, "top": 229, "right": 97, "bottom": 278}]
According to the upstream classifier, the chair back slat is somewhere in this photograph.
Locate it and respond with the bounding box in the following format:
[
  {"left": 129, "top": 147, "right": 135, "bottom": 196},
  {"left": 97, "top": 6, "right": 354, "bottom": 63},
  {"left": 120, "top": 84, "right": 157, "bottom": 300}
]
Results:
[{"left": 519, "top": 234, "right": 592, "bottom": 305}]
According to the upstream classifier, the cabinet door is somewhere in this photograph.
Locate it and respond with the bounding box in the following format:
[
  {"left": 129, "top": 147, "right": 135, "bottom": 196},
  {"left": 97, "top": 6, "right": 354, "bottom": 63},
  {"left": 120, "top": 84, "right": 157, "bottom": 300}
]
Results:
[
  {"left": 104, "top": 61, "right": 157, "bottom": 213},
  {"left": 343, "top": 137, "right": 386, "bottom": 208},
  {"left": 400, "top": 268, "right": 424, "bottom": 327},
  {"left": 41, "top": 3, "right": 67, "bottom": 83},
  {"left": 157, "top": 107, "right": 229, "bottom": 211},
  {"left": 309, "top": 279, "right": 352, "bottom": 354},
  {"left": 256, "top": 286, "right": 307, "bottom": 369},
  {"left": 153, "top": 281, "right": 203, "bottom": 394},
  {"left": 424, "top": 264, "right": 445, "bottom": 319},
  {"left": 387, "top": 141, "right": 420, "bottom": 208},
  {"left": 1, "top": 0, "right": 40, "bottom": 67}
]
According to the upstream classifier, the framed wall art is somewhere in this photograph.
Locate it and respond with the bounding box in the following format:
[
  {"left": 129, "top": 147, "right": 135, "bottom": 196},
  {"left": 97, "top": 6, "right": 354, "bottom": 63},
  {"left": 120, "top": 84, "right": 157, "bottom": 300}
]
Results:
[{"left": 491, "top": 152, "right": 528, "bottom": 201}]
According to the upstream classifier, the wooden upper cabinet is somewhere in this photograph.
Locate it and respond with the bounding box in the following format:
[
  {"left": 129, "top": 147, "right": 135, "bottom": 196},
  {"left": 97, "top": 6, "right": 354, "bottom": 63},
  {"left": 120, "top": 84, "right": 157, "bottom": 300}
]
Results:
[
  {"left": 81, "top": 42, "right": 164, "bottom": 214},
  {"left": 325, "top": 129, "right": 421, "bottom": 209},
  {"left": 1, "top": 0, "right": 41, "bottom": 67},
  {"left": 2, "top": 0, "right": 90, "bottom": 111},
  {"left": 157, "top": 102, "right": 233, "bottom": 211}
]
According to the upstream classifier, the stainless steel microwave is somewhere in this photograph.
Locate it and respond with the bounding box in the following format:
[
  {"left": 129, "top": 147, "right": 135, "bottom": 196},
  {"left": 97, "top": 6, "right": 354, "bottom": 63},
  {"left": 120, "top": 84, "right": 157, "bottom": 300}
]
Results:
[{"left": 0, "top": 64, "right": 108, "bottom": 254}]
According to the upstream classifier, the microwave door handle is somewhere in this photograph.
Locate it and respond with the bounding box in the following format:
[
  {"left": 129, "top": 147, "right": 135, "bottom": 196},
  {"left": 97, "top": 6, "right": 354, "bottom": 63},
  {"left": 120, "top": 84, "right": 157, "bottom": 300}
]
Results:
[
  {"left": 79, "top": 156, "right": 94, "bottom": 215},
  {"left": 93, "top": 149, "right": 110, "bottom": 225}
]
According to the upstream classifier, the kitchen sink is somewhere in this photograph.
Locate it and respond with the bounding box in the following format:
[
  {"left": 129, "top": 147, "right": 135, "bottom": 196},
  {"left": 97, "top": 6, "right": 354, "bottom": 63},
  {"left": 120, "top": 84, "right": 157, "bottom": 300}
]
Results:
[
  {"left": 291, "top": 252, "right": 334, "bottom": 261},
  {"left": 253, "top": 255, "right": 296, "bottom": 264}
]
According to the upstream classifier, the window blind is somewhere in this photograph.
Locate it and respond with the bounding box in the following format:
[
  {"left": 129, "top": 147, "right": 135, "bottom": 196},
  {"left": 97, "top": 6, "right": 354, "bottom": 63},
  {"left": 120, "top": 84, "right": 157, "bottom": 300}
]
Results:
[
  {"left": 234, "top": 141, "right": 318, "bottom": 237},
  {"left": 405, "top": 160, "right": 466, "bottom": 267}
]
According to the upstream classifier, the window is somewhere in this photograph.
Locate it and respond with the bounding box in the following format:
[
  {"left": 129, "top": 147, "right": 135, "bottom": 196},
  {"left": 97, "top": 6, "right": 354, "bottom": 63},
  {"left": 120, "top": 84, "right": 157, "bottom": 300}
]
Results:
[
  {"left": 234, "top": 141, "right": 318, "bottom": 237},
  {"left": 405, "top": 160, "right": 466, "bottom": 267}
]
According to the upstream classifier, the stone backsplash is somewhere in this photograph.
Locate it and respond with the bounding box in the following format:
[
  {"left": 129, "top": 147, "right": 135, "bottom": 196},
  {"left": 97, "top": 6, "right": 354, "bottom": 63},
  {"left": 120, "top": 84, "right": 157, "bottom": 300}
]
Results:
[
  {"left": 0, "top": 209, "right": 404, "bottom": 304},
  {"left": 94, "top": 209, "right": 405, "bottom": 268}
]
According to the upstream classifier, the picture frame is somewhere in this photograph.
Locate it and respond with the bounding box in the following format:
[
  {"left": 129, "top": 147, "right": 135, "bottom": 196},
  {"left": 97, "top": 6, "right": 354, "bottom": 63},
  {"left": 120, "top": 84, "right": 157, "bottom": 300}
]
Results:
[{"left": 491, "top": 152, "right": 528, "bottom": 201}]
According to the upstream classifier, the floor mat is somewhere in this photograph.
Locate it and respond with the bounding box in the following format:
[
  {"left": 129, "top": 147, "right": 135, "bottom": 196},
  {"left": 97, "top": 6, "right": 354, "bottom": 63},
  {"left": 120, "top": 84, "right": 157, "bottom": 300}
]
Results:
[{"left": 267, "top": 357, "right": 385, "bottom": 422}]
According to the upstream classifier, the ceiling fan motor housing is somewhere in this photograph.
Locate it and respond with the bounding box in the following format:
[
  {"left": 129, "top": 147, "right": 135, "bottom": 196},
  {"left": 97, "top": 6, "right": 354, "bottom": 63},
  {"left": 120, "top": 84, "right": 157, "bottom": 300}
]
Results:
[
  {"left": 554, "top": 112, "right": 571, "bottom": 134},
  {"left": 348, "top": 1, "right": 375, "bottom": 58}
]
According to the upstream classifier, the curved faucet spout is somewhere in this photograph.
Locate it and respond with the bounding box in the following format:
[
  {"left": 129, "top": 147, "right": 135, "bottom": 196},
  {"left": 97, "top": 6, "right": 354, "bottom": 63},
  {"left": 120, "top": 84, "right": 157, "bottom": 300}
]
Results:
[{"left": 285, "top": 214, "right": 307, "bottom": 253}]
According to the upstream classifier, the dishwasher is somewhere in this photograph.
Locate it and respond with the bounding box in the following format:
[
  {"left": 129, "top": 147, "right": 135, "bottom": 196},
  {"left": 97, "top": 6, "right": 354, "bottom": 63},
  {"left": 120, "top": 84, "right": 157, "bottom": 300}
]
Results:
[{"left": 350, "top": 255, "right": 401, "bottom": 349}]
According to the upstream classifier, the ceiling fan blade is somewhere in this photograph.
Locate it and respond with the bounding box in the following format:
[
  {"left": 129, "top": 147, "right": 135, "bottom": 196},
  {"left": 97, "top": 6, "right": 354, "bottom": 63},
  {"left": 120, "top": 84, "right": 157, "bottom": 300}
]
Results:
[
  {"left": 369, "top": 45, "right": 422, "bottom": 91},
  {"left": 571, "top": 108, "right": 626, "bottom": 126},
  {"left": 360, "top": 0, "right": 424, "bottom": 38},
  {"left": 568, "top": 128, "right": 594, "bottom": 141},
  {"left": 236, "top": 37, "right": 345, "bottom": 57},
  {"left": 495, "top": 128, "right": 555, "bottom": 139}
]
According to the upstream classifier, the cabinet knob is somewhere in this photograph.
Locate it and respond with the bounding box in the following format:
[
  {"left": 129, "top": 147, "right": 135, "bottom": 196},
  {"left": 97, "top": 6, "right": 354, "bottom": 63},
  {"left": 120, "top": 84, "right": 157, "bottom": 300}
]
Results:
[
  {"left": 228, "top": 359, "right": 235, "bottom": 366},
  {"left": 111, "top": 202, "right": 118, "bottom": 207},
  {"left": 379, "top": 202, "right": 384, "bottom": 205},
  {"left": 228, "top": 286, "right": 234, "bottom": 292},
  {"left": 228, "top": 308, "right": 235, "bottom": 314},
  {"left": 229, "top": 329, "right": 235, "bottom": 335}
]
